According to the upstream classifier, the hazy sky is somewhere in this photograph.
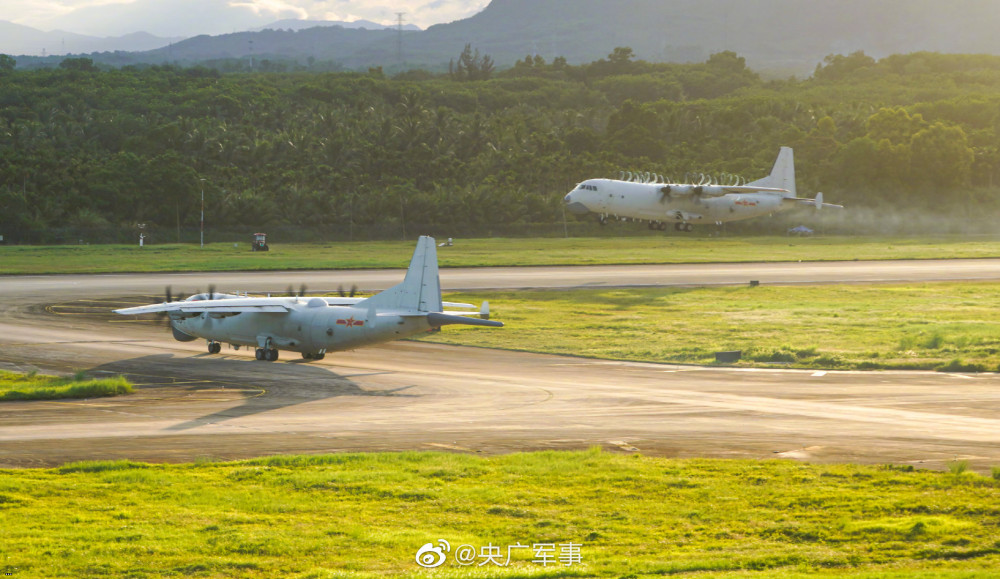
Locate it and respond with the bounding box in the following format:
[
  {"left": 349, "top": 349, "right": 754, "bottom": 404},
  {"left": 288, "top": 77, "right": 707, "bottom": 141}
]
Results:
[{"left": 6, "top": 0, "right": 491, "bottom": 37}]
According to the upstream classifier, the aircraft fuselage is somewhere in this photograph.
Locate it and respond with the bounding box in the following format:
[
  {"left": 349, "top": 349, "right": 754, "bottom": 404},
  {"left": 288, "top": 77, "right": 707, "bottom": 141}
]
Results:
[
  {"left": 564, "top": 178, "right": 787, "bottom": 226},
  {"left": 169, "top": 298, "right": 430, "bottom": 355}
]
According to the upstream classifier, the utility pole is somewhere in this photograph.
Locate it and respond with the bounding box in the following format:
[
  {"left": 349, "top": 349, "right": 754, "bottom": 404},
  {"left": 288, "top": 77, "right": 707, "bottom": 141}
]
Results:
[
  {"left": 395, "top": 12, "right": 405, "bottom": 65},
  {"left": 200, "top": 178, "right": 206, "bottom": 248}
]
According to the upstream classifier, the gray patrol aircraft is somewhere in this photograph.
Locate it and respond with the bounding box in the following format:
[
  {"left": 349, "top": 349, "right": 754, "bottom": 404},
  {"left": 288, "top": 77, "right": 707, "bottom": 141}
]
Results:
[{"left": 114, "top": 236, "right": 502, "bottom": 361}]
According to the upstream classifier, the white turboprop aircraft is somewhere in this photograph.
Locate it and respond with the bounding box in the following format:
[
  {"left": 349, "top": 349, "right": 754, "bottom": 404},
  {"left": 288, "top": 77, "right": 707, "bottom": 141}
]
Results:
[
  {"left": 114, "top": 236, "right": 502, "bottom": 361},
  {"left": 563, "top": 147, "right": 842, "bottom": 232}
]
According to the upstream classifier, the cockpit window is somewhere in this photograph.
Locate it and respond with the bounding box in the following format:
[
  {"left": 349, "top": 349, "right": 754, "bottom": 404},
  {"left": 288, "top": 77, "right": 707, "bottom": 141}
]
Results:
[{"left": 577, "top": 184, "right": 598, "bottom": 191}]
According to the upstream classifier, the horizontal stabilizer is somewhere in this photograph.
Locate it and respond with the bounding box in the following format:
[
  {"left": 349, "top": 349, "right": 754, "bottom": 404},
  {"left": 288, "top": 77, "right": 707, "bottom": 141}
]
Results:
[
  {"left": 427, "top": 312, "right": 504, "bottom": 328},
  {"left": 782, "top": 196, "right": 844, "bottom": 210}
]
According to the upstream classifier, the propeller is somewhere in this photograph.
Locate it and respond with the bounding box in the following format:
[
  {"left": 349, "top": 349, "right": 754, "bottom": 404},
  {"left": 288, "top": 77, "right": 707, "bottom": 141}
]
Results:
[
  {"left": 207, "top": 284, "right": 216, "bottom": 300},
  {"left": 286, "top": 284, "right": 308, "bottom": 297},
  {"left": 338, "top": 285, "right": 359, "bottom": 297},
  {"left": 156, "top": 285, "right": 181, "bottom": 327},
  {"left": 659, "top": 185, "right": 672, "bottom": 203}
]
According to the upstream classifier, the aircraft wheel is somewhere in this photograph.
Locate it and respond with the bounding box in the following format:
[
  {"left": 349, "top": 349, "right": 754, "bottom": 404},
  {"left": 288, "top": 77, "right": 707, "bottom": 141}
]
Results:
[
  {"left": 657, "top": 222, "right": 667, "bottom": 231},
  {"left": 255, "top": 348, "right": 264, "bottom": 361},
  {"left": 315, "top": 353, "right": 325, "bottom": 361},
  {"left": 684, "top": 223, "right": 694, "bottom": 232},
  {"left": 266, "top": 348, "right": 279, "bottom": 362},
  {"left": 674, "top": 222, "right": 683, "bottom": 231},
  {"left": 598, "top": 215, "right": 607, "bottom": 226}
]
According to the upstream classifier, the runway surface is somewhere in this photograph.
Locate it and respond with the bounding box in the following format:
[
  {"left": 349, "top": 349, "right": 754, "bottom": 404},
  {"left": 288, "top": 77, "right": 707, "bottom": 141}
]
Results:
[{"left": 3, "top": 259, "right": 1000, "bottom": 469}]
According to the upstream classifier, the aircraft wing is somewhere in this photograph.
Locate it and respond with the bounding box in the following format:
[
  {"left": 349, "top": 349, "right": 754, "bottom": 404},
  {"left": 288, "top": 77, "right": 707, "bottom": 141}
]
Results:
[
  {"left": 320, "top": 298, "right": 474, "bottom": 307},
  {"left": 662, "top": 185, "right": 788, "bottom": 198},
  {"left": 720, "top": 186, "right": 790, "bottom": 194},
  {"left": 114, "top": 298, "right": 291, "bottom": 316},
  {"left": 322, "top": 297, "right": 364, "bottom": 306}
]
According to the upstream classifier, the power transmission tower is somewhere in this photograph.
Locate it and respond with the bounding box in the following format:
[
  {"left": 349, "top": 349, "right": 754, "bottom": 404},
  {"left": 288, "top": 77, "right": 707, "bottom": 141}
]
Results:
[{"left": 396, "top": 12, "right": 405, "bottom": 65}]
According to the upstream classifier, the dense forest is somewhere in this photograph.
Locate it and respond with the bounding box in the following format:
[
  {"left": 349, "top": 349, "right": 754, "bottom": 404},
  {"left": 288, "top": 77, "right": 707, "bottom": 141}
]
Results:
[{"left": 1, "top": 48, "right": 999, "bottom": 243}]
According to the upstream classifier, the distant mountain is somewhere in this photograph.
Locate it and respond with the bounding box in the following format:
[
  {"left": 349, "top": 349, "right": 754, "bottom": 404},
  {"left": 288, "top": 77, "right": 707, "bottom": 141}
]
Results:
[
  {"left": 257, "top": 19, "right": 421, "bottom": 32},
  {"left": 411, "top": 0, "right": 1000, "bottom": 73},
  {"left": 138, "top": 27, "right": 401, "bottom": 68},
  {"left": 0, "top": 20, "right": 183, "bottom": 56},
  {"left": 10, "top": 0, "right": 1000, "bottom": 74}
]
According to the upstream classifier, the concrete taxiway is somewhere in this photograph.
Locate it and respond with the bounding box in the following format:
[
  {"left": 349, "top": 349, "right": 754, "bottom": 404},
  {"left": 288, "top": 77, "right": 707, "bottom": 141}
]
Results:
[{"left": 2, "top": 259, "right": 1000, "bottom": 469}]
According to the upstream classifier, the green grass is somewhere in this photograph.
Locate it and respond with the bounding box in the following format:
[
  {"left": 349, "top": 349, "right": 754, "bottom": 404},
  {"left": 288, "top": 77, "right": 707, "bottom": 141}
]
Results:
[
  {"left": 1, "top": 450, "right": 999, "bottom": 577},
  {"left": 429, "top": 282, "right": 1000, "bottom": 371},
  {"left": 0, "top": 370, "right": 132, "bottom": 401},
  {"left": 6, "top": 235, "right": 1000, "bottom": 274}
]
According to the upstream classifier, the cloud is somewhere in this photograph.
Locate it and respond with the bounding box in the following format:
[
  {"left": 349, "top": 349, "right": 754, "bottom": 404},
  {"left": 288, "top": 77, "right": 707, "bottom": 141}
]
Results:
[
  {"left": 12, "top": 0, "right": 490, "bottom": 37},
  {"left": 227, "top": 0, "right": 308, "bottom": 19},
  {"left": 7, "top": 0, "right": 131, "bottom": 28}
]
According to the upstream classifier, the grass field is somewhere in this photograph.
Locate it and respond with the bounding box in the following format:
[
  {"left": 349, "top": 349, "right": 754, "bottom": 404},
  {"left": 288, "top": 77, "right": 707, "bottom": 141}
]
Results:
[
  {"left": 1, "top": 450, "right": 998, "bottom": 577},
  {"left": 428, "top": 282, "right": 1000, "bottom": 371},
  {"left": 0, "top": 370, "right": 132, "bottom": 401},
  {"left": 5, "top": 236, "right": 1000, "bottom": 274}
]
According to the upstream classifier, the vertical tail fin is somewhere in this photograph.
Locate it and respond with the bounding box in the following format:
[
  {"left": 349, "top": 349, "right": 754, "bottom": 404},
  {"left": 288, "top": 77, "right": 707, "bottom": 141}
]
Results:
[
  {"left": 358, "top": 236, "right": 442, "bottom": 312},
  {"left": 748, "top": 147, "right": 796, "bottom": 197}
]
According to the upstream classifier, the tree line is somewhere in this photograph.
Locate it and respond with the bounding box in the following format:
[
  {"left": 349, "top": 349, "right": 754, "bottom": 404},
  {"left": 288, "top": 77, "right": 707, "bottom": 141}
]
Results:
[{"left": 1, "top": 48, "right": 1000, "bottom": 243}]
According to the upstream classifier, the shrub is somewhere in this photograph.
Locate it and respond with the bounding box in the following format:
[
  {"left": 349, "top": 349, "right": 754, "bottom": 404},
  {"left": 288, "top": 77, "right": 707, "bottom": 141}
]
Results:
[
  {"left": 937, "top": 359, "right": 987, "bottom": 373},
  {"left": 948, "top": 460, "right": 969, "bottom": 476}
]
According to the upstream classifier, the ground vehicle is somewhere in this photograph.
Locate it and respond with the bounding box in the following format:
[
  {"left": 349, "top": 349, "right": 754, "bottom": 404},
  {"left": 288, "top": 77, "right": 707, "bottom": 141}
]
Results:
[{"left": 251, "top": 232, "right": 269, "bottom": 251}]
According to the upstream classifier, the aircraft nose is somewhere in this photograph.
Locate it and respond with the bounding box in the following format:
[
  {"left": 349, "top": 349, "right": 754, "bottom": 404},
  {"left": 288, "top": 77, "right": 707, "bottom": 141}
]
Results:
[{"left": 563, "top": 191, "right": 591, "bottom": 215}]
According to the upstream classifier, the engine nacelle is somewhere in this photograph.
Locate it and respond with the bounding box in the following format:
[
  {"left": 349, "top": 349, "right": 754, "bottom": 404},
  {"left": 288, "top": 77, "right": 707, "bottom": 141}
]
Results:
[{"left": 171, "top": 323, "right": 198, "bottom": 342}]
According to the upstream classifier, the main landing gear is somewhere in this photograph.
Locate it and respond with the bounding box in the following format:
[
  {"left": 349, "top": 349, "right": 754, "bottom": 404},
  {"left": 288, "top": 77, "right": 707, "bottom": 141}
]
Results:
[
  {"left": 302, "top": 352, "right": 326, "bottom": 361},
  {"left": 675, "top": 222, "right": 694, "bottom": 232},
  {"left": 207, "top": 341, "right": 222, "bottom": 354},
  {"left": 255, "top": 348, "right": 279, "bottom": 361}
]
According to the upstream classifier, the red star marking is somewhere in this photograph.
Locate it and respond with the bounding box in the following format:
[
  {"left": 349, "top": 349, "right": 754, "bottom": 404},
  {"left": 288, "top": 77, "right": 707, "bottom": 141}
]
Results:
[{"left": 336, "top": 317, "right": 364, "bottom": 328}]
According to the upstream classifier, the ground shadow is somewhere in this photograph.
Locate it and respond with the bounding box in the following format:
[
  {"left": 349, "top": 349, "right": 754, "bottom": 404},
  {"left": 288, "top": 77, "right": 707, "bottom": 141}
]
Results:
[{"left": 84, "top": 353, "right": 418, "bottom": 431}]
